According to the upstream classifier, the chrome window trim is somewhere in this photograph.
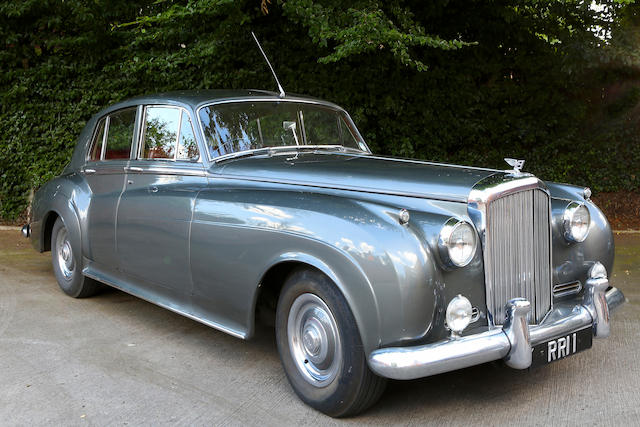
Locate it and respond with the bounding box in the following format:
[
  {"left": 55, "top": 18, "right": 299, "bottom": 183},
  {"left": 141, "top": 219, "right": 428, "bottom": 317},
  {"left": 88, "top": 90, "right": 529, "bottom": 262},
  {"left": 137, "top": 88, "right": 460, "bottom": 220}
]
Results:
[
  {"left": 120, "top": 165, "right": 207, "bottom": 177},
  {"left": 101, "top": 115, "right": 109, "bottom": 160},
  {"left": 467, "top": 174, "right": 554, "bottom": 328},
  {"left": 195, "top": 98, "right": 370, "bottom": 162},
  {"left": 137, "top": 105, "right": 202, "bottom": 163},
  {"left": 85, "top": 117, "right": 108, "bottom": 162}
]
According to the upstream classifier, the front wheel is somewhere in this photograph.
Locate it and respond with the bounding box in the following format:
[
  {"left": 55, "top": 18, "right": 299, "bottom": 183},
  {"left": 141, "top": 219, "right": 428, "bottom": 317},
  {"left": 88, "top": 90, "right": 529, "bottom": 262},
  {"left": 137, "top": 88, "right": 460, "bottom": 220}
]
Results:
[
  {"left": 51, "top": 217, "right": 100, "bottom": 298},
  {"left": 275, "top": 268, "right": 386, "bottom": 417}
]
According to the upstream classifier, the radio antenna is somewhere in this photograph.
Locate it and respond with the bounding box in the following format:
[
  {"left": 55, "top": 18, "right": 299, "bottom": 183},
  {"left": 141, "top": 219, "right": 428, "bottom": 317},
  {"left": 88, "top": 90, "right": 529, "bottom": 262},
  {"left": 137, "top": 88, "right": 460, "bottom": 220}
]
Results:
[{"left": 251, "top": 31, "right": 286, "bottom": 98}]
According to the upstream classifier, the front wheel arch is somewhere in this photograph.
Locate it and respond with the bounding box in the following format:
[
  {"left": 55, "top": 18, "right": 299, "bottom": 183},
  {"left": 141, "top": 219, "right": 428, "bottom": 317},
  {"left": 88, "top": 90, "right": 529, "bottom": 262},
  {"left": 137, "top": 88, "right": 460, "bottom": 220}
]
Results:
[{"left": 251, "top": 252, "right": 381, "bottom": 354}]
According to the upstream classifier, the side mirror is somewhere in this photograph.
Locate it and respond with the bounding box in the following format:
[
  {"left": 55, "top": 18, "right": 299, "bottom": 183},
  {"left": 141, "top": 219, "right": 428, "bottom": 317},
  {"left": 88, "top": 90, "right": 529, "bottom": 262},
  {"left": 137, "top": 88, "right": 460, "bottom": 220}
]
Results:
[{"left": 283, "top": 121, "right": 296, "bottom": 131}]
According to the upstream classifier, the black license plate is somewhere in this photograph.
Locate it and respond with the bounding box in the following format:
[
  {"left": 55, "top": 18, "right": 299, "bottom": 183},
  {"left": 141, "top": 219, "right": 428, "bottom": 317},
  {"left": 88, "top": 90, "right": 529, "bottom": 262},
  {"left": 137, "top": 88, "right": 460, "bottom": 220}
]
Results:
[{"left": 531, "top": 327, "right": 593, "bottom": 367}]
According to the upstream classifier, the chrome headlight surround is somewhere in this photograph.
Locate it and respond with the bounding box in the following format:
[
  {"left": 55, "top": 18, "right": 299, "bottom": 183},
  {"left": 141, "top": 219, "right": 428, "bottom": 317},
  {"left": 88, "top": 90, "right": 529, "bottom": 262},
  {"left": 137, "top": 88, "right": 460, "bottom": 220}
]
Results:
[
  {"left": 563, "top": 202, "right": 591, "bottom": 243},
  {"left": 438, "top": 218, "right": 477, "bottom": 268}
]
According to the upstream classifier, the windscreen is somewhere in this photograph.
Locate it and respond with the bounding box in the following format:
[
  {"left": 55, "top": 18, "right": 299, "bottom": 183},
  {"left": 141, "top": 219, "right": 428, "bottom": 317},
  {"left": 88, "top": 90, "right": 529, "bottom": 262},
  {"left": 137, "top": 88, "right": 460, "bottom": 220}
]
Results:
[{"left": 198, "top": 101, "right": 364, "bottom": 160}]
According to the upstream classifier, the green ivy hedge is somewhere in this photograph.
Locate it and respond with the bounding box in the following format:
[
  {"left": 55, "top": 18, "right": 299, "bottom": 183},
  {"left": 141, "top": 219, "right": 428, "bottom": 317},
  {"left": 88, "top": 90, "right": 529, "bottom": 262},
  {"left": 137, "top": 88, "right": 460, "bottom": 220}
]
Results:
[{"left": 1, "top": 1, "right": 639, "bottom": 221}]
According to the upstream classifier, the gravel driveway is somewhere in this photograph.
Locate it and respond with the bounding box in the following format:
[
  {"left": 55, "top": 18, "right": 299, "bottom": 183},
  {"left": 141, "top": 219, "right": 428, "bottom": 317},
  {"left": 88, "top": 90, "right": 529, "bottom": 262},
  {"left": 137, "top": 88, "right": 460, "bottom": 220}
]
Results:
[{"left": 0, "top": 230, "right": 638, "bottom": 426}]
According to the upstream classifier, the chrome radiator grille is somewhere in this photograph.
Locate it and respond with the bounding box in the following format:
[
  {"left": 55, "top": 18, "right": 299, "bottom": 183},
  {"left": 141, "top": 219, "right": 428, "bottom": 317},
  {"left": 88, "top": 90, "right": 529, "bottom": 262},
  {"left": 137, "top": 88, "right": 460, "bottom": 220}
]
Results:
[{"left": 484, "top": 189, "right": 552, "bottom": 325}]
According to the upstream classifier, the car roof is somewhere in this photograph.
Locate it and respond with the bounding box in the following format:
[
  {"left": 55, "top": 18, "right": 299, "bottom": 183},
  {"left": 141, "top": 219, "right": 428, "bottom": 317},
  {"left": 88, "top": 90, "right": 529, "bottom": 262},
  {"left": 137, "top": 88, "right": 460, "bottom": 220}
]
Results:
[{"left": 97, "top": 90, "right": 342, "bottom": 116}]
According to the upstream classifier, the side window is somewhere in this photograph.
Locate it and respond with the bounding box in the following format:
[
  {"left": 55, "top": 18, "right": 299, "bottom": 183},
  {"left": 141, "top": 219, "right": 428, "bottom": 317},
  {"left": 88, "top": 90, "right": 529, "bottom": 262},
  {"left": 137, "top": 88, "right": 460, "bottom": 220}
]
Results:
[
  {"left": 141, "top": 107, "right": 180, "bottom": 160},
  {"left": 177, "top": 111, "right": 199, "bottom": 161},
  {"left": 140, "top": 106, "right": 200, "bottom": 161},
  {"left": 339, "top": 117, "right": 359, "bottom": 147},
  {"left": 88, "top": 118, "right": 106, "bottom": 161},
  {"left": 104, "top": 108, "right": 136, "bottom": 160}
]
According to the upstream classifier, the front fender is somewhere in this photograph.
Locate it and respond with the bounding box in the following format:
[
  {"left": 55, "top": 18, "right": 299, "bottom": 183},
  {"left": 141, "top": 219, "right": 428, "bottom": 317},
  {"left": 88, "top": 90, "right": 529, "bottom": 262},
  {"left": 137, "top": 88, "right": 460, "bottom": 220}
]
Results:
[{"left": 547, "top": 182, "right": 614, "bottom": 284}]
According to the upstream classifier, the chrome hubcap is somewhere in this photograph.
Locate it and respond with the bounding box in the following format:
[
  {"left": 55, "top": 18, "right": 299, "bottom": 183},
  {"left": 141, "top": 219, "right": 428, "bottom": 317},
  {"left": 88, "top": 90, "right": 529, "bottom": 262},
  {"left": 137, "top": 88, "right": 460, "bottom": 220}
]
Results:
[
  {"left": 55, "top": 227, "right": 74, "bottom": 279},
  {"left": 287, "top": 293, "right": 341, "bottom": 387}
]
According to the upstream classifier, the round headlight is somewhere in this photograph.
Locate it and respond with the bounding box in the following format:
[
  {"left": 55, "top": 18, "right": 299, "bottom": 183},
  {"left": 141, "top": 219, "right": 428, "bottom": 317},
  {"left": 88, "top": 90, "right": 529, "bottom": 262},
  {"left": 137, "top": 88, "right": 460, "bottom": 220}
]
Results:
[
  {"left": 438, "top": 219, "right": 477, "bottom": 267},
  {"left": 446, "top": 295, "right": 473, "bottom": 334},
  {"left": 563, "top": 202, "right": 590, "bottom": 243}
]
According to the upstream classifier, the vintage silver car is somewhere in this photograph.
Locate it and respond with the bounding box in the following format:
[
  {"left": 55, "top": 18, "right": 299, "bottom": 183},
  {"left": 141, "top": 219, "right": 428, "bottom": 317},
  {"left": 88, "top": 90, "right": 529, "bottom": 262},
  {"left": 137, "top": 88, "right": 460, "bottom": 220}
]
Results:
[{"left": 23, "top": 90, "right": 625, "bottom": 417}]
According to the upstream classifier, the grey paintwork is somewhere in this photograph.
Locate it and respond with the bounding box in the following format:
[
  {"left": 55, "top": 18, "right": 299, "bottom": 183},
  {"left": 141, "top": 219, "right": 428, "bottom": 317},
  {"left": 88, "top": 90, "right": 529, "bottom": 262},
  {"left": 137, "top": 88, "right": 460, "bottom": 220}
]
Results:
[{"left": 29, "top": 90, "right": 614, "bottom": 354}]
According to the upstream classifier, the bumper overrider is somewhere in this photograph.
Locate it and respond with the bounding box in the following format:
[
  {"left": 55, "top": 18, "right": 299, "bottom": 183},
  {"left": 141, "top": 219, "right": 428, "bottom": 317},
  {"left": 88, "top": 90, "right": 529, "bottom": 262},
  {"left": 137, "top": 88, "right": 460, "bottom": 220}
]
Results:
[{"left": 368, "top": 262, "right": 626, "bottom": 380}]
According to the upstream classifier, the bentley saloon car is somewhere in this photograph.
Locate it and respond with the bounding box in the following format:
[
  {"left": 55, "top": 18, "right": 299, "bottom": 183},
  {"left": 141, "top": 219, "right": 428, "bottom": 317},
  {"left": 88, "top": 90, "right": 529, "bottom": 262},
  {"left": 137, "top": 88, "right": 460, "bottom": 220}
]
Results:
[{"left": 23, "top": 90, "right": 625, "bottom": 417}]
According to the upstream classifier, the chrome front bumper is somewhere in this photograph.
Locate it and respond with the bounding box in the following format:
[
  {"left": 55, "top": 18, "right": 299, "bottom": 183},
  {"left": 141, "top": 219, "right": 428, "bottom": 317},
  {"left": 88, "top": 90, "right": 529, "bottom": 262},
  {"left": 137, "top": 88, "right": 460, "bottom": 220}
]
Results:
[{"left": 368, "top": 269, "right": 626, "bottom": 380}]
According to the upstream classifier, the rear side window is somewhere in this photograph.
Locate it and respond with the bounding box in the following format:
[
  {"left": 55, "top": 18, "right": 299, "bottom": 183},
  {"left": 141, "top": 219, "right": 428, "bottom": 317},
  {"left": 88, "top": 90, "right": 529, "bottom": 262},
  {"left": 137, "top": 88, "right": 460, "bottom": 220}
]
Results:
[
  {"left": 88, "top": 118, "right": 106, "bottom": 161},
  {"left": 104, "top": 108, "right": 136, "bottom": 160}
]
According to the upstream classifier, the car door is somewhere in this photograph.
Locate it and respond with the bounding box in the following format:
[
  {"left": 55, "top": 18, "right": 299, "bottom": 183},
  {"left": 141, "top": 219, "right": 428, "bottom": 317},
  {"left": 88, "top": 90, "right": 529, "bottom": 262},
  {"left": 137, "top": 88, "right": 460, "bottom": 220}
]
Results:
[
  {"left": 116, "top": 105, "right": 206, "bottom": 302},
  {"left": 84, "top": 107, "right": 137, "bottom": 269}
]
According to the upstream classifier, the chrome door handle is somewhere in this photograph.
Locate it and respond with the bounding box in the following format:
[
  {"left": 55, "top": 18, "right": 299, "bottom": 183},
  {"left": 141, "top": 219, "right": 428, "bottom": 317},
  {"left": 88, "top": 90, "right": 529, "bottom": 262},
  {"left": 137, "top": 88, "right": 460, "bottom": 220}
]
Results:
[
  {"left": 124, "top": 166, "right": 143, "bottom": 172},
  {"left": 84, "top": 168, "right": 96, "bottom": 174},
  {"left": 150, "top": 186, "right": 158, "bottom": 193}
]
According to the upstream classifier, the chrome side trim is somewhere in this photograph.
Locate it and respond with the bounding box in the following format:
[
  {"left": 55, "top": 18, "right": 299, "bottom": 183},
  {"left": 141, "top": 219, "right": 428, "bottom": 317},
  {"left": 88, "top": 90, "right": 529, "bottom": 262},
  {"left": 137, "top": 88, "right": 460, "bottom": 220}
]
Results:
[
  {"left": 83, "top": 267, "right": 246, "bottom": 339},
  {"left": 124, "top": 165, "right": 207, "bottom": 177},
  {"left": 81, "top": 165, "right": 128, "bottom": 175}
]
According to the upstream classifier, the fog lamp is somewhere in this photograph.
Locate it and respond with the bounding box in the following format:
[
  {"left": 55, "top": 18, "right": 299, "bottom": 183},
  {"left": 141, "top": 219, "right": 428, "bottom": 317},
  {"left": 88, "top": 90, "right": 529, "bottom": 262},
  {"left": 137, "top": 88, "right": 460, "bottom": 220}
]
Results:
[
  {"left": 446, "top": 295, "right": 473, "bottom": 334},
  {"left": 563, "top": 202, "right": 591, "bottom": 243}
]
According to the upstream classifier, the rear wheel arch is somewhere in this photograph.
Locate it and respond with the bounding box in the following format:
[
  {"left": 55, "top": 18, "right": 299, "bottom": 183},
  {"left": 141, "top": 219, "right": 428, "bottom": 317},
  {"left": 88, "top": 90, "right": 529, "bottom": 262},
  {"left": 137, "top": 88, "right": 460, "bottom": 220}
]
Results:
[
  {"left": 41, "top": 210, "right": 60, "bottom": 252},
  {"left": 41, "top": 198, "right": 83, "bottom": 259}
]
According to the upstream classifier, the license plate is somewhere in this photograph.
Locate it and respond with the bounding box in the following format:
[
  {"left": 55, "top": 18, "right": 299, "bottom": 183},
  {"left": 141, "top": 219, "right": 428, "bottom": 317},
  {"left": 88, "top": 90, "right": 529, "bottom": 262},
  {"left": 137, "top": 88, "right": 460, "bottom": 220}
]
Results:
[{"left": 531, "top": 327, "right": 593, "bottom": 367}]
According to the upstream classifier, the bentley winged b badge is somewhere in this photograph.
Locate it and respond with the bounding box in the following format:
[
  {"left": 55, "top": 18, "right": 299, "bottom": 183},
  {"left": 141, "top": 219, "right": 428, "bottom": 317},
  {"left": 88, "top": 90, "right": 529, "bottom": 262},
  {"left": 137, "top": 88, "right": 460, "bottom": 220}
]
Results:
[{"left": 504, "top": 158, "right": 525, "bottom": 175}]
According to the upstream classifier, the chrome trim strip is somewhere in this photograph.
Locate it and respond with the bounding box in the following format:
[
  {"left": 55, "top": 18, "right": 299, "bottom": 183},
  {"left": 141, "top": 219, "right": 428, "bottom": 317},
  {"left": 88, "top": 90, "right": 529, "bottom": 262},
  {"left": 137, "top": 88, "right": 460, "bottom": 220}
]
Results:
[
  {"left": 207, "top": 172, "right": 468, "bottom": 203},
  {"left": 212, "top": 145, "right": 366, "bottom": 164},
  {"left": 359, "top": 155, "right": 502, "bottom": 173},
  {"left": 125, "top": 166, "right": 207, "bottom": 177},
  {"left": 81, "top": 165, "right": 128, "bottom": 175},
  {"left": 83, "top": 267, "right": 246, "bottom": 339}
]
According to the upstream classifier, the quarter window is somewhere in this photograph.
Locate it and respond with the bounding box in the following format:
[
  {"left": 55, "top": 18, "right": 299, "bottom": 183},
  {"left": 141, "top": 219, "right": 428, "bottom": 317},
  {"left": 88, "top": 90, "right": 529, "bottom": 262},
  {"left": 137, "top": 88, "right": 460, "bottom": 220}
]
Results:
[
  {"left": 88, "top": 118, "right": 106, "bottom": 161},
  {"left": 104, "top": 108, "right": 136, "bottom": 160},
  {"left": 177, "top": 113, "right": 198, "bottom": 160}
]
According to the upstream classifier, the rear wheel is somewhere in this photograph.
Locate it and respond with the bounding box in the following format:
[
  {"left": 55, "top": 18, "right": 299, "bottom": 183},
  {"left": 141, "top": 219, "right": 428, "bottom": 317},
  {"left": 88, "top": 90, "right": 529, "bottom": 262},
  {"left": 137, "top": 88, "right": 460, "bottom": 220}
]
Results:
[
  {"left": 275, "top": 268, "right": 386, "bottom": 417},
  {"left": 51, "top": 217, "right": 99, "bottom": 298}
]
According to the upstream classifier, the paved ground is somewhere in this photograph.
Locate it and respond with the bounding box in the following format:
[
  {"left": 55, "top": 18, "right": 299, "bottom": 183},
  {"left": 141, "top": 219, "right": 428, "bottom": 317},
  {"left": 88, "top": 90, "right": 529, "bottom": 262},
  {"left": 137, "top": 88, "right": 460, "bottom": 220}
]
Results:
[{"left": 0, "top": 230, "right": 638, "bottom": 426}]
